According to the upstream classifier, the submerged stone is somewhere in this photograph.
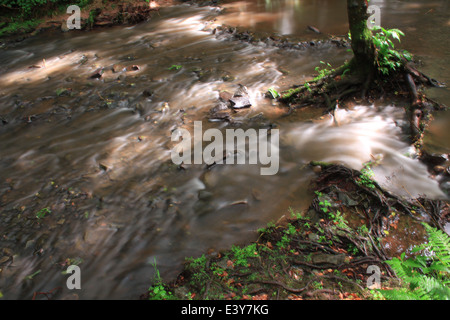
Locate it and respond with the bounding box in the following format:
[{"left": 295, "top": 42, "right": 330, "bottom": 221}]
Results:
[{"left": 230, "top": 96, "right": 251, "bottom": 109}]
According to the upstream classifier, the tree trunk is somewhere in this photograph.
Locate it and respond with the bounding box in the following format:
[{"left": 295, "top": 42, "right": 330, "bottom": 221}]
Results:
[{"left": 347, "top": 0, "right": 376, "bottom": 78}]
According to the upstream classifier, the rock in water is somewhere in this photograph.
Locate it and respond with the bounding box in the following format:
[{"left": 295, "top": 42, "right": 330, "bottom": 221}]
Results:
[
  {"left": 208, "top": 111, "right": 231, "bottom": 122},
  {"left": 230, "top": 84, "right": 251, "bottom": 109},
  {"left": 61, "top": 22, "right": 69, "bottom": 33},
  {"left": 230, "top": 96, "right": 251, "bottom": 109},
  {"left": 143, "top": 89, "right": 153, "bottom": 97},
  {"left": 219, "top": 91, "right": 233, "bottom": 102},
  {"left": 234, "top": 84, "right": 249, "bottom": 97},
  {"left": 210, "top": 101, "right": 229, "bottom": 113},
  {"left": 126, "top": 65, "right": 140, "bottom": 71},
  {"left": 90, "top": 68, "right": 104, "bottom": 79}
]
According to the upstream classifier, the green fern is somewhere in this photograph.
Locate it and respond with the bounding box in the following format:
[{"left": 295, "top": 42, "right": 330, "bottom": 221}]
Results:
[
  {"left": 379, "top": 288, "right": 421, "bottom": 300},
  {"left": 380, "top": 223, "right": 450, "bottom": 300},
  {"left": 423, "top": 223, "right": 450, "bottom": 269}
]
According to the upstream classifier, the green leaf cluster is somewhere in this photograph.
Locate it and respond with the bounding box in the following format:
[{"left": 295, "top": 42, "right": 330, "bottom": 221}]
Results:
[
  {"left": 356, "top": 165, "right": 376, "bottom": 189},
  {"left": 148, "top": 259, "right": 175, "bottom": 300},
  {"left": 230, "top": 243, "right": 259, "bottom": 267},
  {"left": 313, "top": 61, "right": 335, "bottom": 81},
  {"left": 168, "top": 64, "right": 183, "bottom": 71},
  {"left": 371, "top": 26, "right": 412, "bottom": 75},
  {"left": 35, "top": 207, "right": 51, "bottom": 219},
  {"left": 267, "top": 87, "right": 280, "bottom": 99},
  {"left": 380, "top": 223, "right": 450, "bottom": 300}
]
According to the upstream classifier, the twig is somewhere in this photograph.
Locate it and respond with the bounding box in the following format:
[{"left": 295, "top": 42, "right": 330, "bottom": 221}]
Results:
[
  {"left": 304, "top": 288, "right": 335, "bottom": 297},
  {"left": 401, "top": 185, "right": 428, "bottom": 214},
  {"left": 32, "top": 287, "right": 61, "bottom": 300}
]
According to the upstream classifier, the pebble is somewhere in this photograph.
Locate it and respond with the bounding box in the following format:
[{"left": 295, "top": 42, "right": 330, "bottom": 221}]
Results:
[{"left": 312, "top": 165, "right": 322, "bottom": 173}]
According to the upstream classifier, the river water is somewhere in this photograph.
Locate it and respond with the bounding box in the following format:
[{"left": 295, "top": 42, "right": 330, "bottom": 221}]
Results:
[{"left": 0, "top": 0, "right": 448, "bottom": 299}]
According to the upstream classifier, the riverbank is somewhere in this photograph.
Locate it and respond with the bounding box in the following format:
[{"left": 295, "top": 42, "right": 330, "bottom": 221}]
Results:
[
  {"left": 0, "top": 0, "right": 179, "bottom": 43},
  {"left": 0, "top": 0, "right": 349, "bottom": 50},
  {"left": 142, "top": 161, "right": 449, "bottom": 300}
]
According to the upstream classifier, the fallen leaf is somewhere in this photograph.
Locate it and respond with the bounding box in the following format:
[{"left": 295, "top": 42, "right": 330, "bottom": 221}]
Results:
[
  {"left": 252, "top": 293, "right": 268, "bottom": 300},
  {"left": 219, "top": 271, "right": 228, "bottom": 278},
  {"left": 224, "top": 292, "right": 236, "bottom": 299}
]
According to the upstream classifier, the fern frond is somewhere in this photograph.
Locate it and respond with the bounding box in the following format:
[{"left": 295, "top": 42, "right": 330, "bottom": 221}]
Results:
[
  {"left": 382, "top": 224, "right": 450, "bottom": 300},
  {"left": 379, "top": 288, "right": 422, "bottom": 300},
  {"left": 423, "top": 223, "right": 450, "bottom": 267},
  {"left": 386, "top": 257, "right": 409, "bottom": 279},
  {"left": 409, "top": 274, "right": 450, "bottom": 300}
]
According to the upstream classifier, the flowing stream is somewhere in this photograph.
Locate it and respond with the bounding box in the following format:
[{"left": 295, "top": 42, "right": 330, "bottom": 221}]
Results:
[{"left": 0, "top": 0, "right": 448, "bottom": 299}]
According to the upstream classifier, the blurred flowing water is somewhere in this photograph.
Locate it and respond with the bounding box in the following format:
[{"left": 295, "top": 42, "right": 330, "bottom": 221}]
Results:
[{"left": 0, "top": 1, "right": 448, "bottom": 299}]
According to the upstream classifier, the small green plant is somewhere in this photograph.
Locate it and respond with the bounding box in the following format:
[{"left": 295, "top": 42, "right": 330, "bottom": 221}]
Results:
[
  {"left": 328, "top": 210, "right": 348, "bottom": 229},
  {"left": 211, "top": 264, "right": 226, "bottom": 277},
  {"left": 379, "top": 223, "right": 450, "bottom": 300},
  {"left": 168, "top": 64, "right": 182, "bottom": 71},
  {"left": 267, "top": 88, "right": 280, "bottom": 99},
  {"left": 78, "top": 0, "right": 91, "bottom": 8},
  {"left": 230, "top": 243, "right": 259, "bottom": 267},
  {"left": 318, "top": 198, "right": 332, "bottom": 213},
  {"left": 347, "top": 243, "right": 359, "bottom": 255},
  {"left": 0, "top": 19, "right": 41, "bottom": 37},
  {"left": 357, "top": 224, "right": 369, "bottom": 235},
  {"left": 185, "top": 254, "right": 210, "bottom": 286},
  {"left": 304, "top": 82, "right": 312, "bottom": 93},
  {"left": 288, "top": 207, "right": 304, "bottom": 219},
  {"left": 370, "top": 289, "right": 384, "bottom": 300},
  {"left": 318, "top": 235, "right": 327, "bottom": 244},
  {"left": 313, "top": 61, "right": 335, "bottom": 81},
  {"left": 55, "top": 88, "right": 70, "bottom": 96},
  {"left": 356, "top": 164, "right": 376, "bottom": 189},
  {"left": 285, "top": 223, "right": 297, "bottom": 236},
  {"left": 276, "top": 234, "right": 291, "bottom": 249},
  {"left": 371, "top": 26, "right": 412, "bottom": 75},
  {"left": 148, "top": 259, "right": 174, "bottom": 300},
  {"left": 257, "top": 221, "right": 276, "bottom": 234},
  {"left": 312, "top": 281, "right": 323, "bottom": 290},
  {"left": 25, "top": 269, "right": 41, "bottom": 280},
  {"left": 87, "top": 9, "right": 96, "bottom": 28},
  {"left": 36, "top": 207, "right": 51, "bottom": 219}
]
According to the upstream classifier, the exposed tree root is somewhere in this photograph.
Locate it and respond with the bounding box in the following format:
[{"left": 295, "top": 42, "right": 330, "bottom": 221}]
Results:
[{"left": 278, "top": 59, "right": 447, "bottom": 144}]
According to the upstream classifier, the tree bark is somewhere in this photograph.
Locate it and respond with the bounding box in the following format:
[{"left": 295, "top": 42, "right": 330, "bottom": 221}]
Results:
[{"left": 347, "top": 0, "right": 376, "bottom": 78}]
